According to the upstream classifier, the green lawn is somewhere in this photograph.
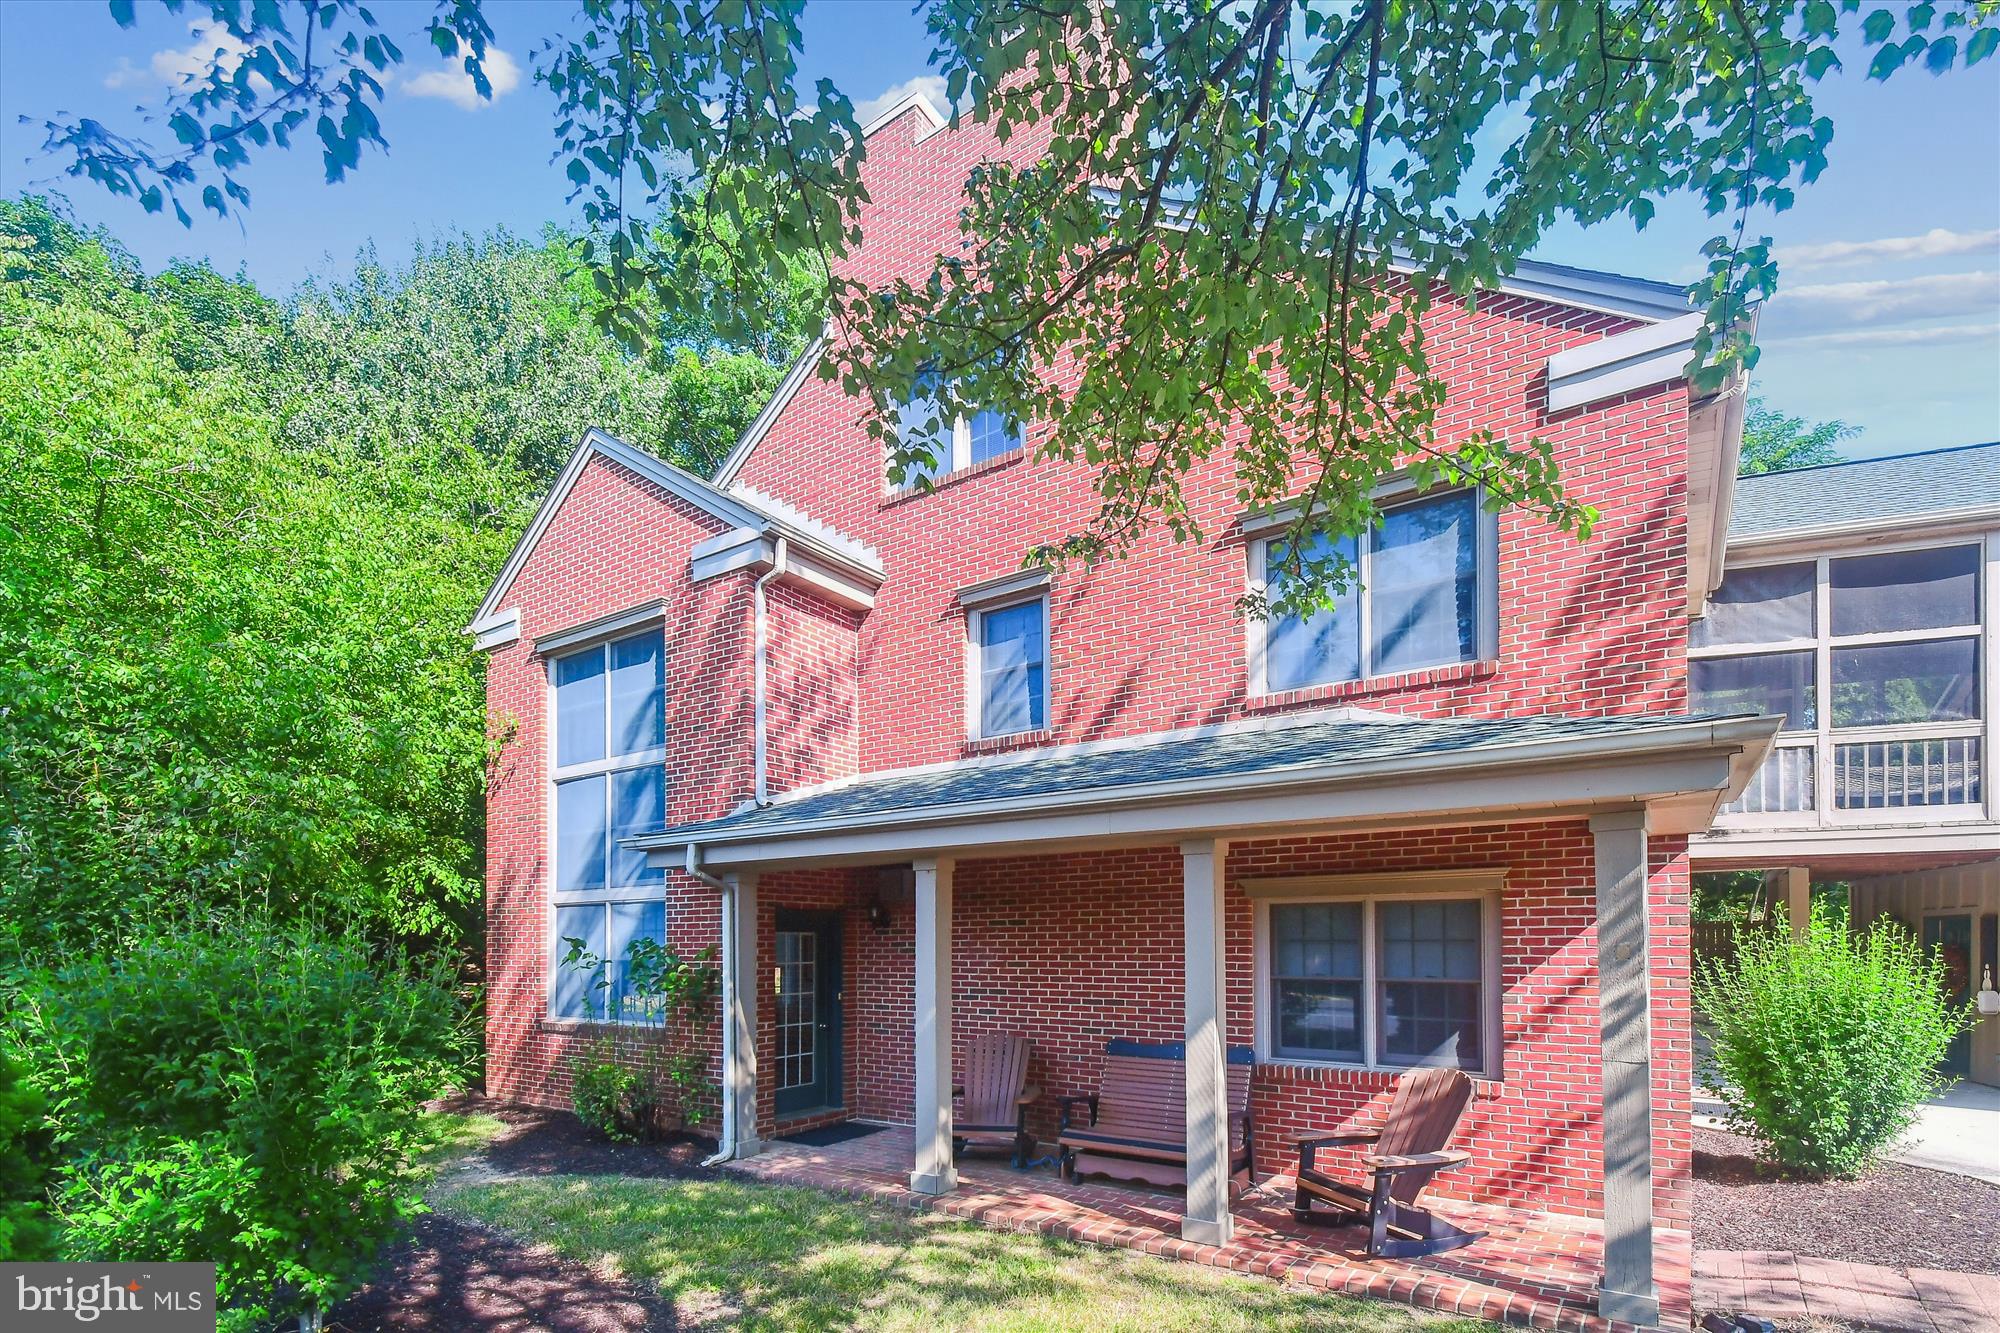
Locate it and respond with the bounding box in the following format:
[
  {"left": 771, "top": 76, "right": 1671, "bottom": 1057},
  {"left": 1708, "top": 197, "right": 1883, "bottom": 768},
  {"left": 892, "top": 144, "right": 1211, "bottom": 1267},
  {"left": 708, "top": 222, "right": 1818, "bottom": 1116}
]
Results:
[{"left": 431, "top": 1145, "right": 1496, "bottom": 1332}]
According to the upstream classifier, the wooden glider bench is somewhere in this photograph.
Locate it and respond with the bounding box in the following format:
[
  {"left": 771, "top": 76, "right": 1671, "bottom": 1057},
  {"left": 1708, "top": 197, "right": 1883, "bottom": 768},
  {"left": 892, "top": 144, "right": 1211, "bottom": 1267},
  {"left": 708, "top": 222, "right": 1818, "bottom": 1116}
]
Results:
[
  {"left": 1291, "top": 1065, "right": 1484, "bottom": 1259},
  {"left": 951, "top": 1033, "right": 1039, "bottom": 1169},
  {"left": 1056, "top": 1039, "right": 1254, "bottom": 1190}
]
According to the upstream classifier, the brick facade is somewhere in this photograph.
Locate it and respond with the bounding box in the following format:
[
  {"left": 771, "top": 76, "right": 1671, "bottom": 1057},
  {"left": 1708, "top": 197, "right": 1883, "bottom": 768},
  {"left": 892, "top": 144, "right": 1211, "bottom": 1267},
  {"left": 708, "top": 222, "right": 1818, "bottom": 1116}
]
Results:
[{"left": 480, "top": 101, "right": 1702, "bottom": 1229}]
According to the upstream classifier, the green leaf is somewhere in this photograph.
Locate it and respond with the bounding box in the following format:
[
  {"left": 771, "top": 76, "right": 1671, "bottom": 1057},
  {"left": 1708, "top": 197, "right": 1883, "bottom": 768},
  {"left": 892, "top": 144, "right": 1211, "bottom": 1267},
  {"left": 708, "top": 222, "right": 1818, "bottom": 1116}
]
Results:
[{"left": 1862, "top": 8, "right": 1896, "bottom": 43}]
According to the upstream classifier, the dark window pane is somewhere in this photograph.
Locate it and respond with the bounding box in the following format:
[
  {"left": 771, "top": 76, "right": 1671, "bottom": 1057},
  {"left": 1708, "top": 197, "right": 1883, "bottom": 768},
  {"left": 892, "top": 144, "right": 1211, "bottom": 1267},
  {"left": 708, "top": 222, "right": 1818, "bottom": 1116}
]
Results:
[
  {"left": 1271, "top": 902, "right": 1363, "bottom": 977},
  {"left": 1691, "top": 651, "right": 1817, "bottom": 729},
  {"left": 1692, "top": 562, "right": 1815, "bottom": 648},
  {"left": 1378, "top": 980, "right": 1482, "bottom": 1069},
  {"left": 608, "top": 632, "right": 663, "bottom": 757},
  {"left": 1371, "top": 491, "right": 1478, "bottom": 674},
  {"left": 1831, "top": 639, "right": 1980, "bottom": 727},
  {"left": 609, "top": 767, "right": 666, "bottom": 888},
  {"left": 551, "top": 904, "right": 602, "bottom": 1020},
  {"left": 1830, "top": 546, "right": 1979, "bottom": 636},
  {"left": 1265, "top": 532, "right": 1361, "bottom": 690},
  {"left": 553, "top": 647, "right": 606, "bottom": 767},
  {"left": 1377, "top": 900, "right": 1481, "bottom": 980},
  {"left": 555, "top": 775, "right": 606, "bottom": 892},
  {"left": 1276, "top": 979, "right": 1362, "bottom": 1060}
]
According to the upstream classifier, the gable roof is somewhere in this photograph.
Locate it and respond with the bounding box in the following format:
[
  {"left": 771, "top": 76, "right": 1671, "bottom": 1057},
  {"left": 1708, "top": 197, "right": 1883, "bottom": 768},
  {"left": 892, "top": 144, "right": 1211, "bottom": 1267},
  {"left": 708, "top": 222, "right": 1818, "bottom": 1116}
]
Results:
[
  {"left": 1729, "top": 441, "right": 2000, "bottom": 546},
  {"left": 472, "top": 427, "right": 882, "bottom": 631}
]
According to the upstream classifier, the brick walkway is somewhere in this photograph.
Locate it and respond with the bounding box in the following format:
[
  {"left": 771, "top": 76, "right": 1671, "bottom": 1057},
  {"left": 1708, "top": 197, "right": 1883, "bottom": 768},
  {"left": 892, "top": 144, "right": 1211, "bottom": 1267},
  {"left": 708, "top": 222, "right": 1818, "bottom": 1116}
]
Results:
[
  {"left": 722, "top": 1123, "right": 1691, "bottom": 1332},
  {"left": 1694, "top": 1251, "right": 2000, "bottom": 1332}
]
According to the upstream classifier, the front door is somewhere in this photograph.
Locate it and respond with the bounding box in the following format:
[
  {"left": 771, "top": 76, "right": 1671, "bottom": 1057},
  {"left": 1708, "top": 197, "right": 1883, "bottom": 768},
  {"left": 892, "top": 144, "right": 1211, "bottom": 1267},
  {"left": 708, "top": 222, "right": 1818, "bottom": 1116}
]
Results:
[
  {"left": 1923, "top": 913, "right": 1974, "bottom": 1077},
  {"left": 774, "top": 909, "right": 844, "bottom": 1116}
]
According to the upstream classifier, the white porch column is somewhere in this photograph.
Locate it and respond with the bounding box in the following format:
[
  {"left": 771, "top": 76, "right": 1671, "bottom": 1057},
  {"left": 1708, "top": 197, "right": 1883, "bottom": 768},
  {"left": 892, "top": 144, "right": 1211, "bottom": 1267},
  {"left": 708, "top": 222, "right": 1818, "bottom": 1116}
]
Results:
[
  {"left": 1784, "top": 865, "right": 1811, "bottom": 939},
  {"left": 910, "top": 856, "right": 957, "bottom": 1195},
  {"left": 1181, "top": 837, "right": 1232, "bottom": 1247},
  {"left": 718, "top": 872, "right": 763, "bottom": 1159},
  {"left": 1590, "top": 811, "right": 1658, "bottom": 1328}
]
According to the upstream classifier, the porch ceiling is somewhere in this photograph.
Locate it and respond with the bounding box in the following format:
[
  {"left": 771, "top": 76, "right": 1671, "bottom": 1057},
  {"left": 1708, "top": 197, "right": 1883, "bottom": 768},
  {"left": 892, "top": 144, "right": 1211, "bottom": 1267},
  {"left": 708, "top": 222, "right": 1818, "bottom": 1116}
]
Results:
[{"left": 637, "top": 711, "right": 1779, "bottom": 871}]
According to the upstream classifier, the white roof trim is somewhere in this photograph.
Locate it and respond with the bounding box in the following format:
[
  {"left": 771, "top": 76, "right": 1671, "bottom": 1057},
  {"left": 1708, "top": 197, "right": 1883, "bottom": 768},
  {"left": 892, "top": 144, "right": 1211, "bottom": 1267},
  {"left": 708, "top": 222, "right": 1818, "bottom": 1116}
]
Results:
[
  {"left": 470, "top": 427, "right": 882, "bottom": 638},
  {"left": 857, "top": 90, "right": 948, "bottom": 142},
  {"left": 466, "top": 607, "right": 520, "bottom": 651},
  {"left": 712, "top": 336, "right": 825, "bottom": 487},
  {"left": 1545, "top": 312, "right": 1704, "bottom": 414},
  {"left": 1728, "top": 504, "right": 2000, "bottom": 555}
]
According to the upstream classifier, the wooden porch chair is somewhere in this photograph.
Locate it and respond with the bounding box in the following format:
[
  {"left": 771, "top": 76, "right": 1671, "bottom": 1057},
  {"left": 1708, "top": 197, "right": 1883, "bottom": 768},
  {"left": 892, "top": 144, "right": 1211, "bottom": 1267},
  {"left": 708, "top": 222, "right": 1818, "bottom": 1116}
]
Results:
[
  {"left": 952, "top": 1033, "right": 1039, "bottom": 1168},
  {"left": 1290, "top": 1065, "right": 1484, "bottom": 1259},
  {"left": 1056, "top": 1039, "right": 1255, "bottom": 1190}
]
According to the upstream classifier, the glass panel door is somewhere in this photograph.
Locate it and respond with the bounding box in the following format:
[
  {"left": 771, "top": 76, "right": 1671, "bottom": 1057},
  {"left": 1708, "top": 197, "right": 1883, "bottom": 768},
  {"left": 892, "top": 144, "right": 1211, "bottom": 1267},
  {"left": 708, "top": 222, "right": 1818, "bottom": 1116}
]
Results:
[
  {"left": 1922, "top": 914, "right": 1974, "bottom": 1077},
  {"left": 773, "top": 910, "right": 844, "bottom": 1115}
]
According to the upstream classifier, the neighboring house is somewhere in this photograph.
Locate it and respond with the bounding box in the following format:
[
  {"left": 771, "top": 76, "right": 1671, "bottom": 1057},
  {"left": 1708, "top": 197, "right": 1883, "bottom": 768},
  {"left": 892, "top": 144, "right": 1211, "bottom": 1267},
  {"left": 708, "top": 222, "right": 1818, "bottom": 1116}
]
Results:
[
  {"left": 1690, "top": 441, "right": 2000, "bottom": 1087},
  {"left": 469, "top": 94, "right": 1782, "bottom": 1328}
]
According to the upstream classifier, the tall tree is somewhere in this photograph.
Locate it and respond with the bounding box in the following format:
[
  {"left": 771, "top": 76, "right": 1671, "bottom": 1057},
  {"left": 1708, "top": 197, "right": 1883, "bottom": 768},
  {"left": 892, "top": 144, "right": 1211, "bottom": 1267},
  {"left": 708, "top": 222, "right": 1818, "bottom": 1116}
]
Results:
[
  {"left": 1737, "top": 395, "right": 1860, "bottom": 474},
  {"left": 35, "top": 2, "right": 2000, "bottom": 603}
]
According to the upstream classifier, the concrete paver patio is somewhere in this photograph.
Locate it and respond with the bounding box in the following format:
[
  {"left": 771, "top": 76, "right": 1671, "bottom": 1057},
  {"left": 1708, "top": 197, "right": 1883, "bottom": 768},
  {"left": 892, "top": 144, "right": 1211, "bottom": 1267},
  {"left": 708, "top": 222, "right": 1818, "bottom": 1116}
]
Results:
[
  {"left": 722, "top": 1122, "right": 1691, "bottom": 1333},
  {"left": 1693, "top": 1250, "right": 2000, "bottom": 1333}
]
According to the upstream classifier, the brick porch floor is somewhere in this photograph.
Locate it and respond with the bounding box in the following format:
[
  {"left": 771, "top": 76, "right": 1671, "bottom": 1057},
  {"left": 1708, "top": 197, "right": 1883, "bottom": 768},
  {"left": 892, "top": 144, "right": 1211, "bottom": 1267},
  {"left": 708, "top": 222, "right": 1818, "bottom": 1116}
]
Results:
[{"left": 721, "top": 1123, "right": 1691, "bottom": 1332}]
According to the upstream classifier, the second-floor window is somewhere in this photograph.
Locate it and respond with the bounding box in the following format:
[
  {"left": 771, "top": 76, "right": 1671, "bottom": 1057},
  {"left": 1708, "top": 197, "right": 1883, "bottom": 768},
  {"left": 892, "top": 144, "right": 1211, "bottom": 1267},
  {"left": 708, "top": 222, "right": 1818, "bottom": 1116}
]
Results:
[
  {"left": 895, "top": 372, "right": 1024, "bottom": 489},
  {"left": 971, "top": 596, "right": 1047, "bottom": 738},
  {"left": 1694, "top": 542, "right": 1984, "bottom": 816},
  {"left": 1251, "top": 488, "right": 1490, "bottom": 695},
  {"left": 549, "top": 626, "right": 668, "bottom": 1020}
]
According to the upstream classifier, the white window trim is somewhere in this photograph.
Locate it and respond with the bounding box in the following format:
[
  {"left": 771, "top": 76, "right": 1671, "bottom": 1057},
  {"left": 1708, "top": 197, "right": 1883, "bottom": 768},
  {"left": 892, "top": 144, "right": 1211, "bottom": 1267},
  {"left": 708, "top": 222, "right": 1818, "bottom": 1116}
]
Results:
[
  {"left": 964, "top": 593, "right": 1051, "bottom": 741},
  {"left": 1695, "top": 538, "right": 1987, "bottom": 828},
  {"left": 545, "top": 628, "right": 670, "bottom": 1022},
  {"left": 1245, "top": 486, "right": 1500, "bottom": 698},
  {"left": 1247, "top": 870, "right": 1505, "bottom": 1079},
  {"left": 888, "top": 405, "right": 1024, "bottom": 493}
]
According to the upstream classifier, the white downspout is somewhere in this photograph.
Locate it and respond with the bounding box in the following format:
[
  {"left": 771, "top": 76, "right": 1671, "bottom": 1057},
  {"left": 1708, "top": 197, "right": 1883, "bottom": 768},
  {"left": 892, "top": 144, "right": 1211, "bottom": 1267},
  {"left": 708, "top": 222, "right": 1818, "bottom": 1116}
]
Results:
[
  {"left": 753, "top": 534, "right": 789, "bottom": 807},
  {"left": 687, "top": 843, "right": 738, "bottom": 1167}
]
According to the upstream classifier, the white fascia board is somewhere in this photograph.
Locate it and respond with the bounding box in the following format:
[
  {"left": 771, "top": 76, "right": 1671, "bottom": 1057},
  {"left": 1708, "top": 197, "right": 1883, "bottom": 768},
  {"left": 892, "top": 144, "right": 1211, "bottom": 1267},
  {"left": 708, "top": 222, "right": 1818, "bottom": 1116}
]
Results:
[
  {"left": 711, "top": 336, "right": 826, "bottom": 488},
  {"left": 637, "top": 716, "right": 1776, "bottom": 866},
  {"left": 1692, "top": 822, "right": 2000, "bottom": 863},
  {"left": 1545, "top": 312, "right": 1704, "bottom": 415},
  {"left": 1499, "top": 260, "right": 1693, "bottom": 323},
  {"left": 687, "top": 528, "right": 878, "bottom": 611},
  {"left": 857, "top": 91, "right": 948, "bottom": 142},
  {"left": 466, "top": 607, "right": 521, "bottom": 652},
  {"left": 656, "top": 750, "right": 1745, "bottom": 871}
]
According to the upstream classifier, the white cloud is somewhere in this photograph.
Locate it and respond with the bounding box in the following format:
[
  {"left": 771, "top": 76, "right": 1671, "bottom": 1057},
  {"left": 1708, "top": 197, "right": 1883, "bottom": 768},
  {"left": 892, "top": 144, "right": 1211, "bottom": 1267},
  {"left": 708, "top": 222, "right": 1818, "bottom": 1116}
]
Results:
[
  {"left": 1770, "top": 270, "right": 2000, "bottom": 325},
  {"left": 1776, "top": 227, "right": 2000, "bottom": 271},
  {"left": 105, "top": 18, "right": 253, "bottom": 90},
  {"left": 852, "top": 75, "right": 951, "bottom": 130},
  {"left": 400, "top": 43, "right": 522, "bottom": 111},
  {"left": 1767, "top": 321, "right": 1999, "bottom": 350}
]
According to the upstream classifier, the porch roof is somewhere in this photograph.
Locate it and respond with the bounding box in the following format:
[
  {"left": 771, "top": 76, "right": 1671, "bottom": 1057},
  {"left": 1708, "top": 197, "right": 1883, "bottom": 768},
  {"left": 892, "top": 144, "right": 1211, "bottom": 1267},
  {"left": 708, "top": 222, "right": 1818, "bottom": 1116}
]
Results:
[{"left": 636, "top": 710, "right": 1778, "bottom": 869}]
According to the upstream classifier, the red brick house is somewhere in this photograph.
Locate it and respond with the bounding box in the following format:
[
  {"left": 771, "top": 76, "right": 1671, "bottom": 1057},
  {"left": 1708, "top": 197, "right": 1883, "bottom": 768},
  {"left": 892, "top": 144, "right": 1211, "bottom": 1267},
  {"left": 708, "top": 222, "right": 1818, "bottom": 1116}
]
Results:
[{"left": 469, "top": 92, "right": 1778, "bottom": 1329}]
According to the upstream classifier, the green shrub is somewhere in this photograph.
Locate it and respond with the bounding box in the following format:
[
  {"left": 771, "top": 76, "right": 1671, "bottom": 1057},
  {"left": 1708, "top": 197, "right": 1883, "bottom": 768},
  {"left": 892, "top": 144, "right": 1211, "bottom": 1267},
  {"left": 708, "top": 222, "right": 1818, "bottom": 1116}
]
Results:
[
  {"left": 0, "top": 1051, "right": 56, "bottom": 1260},
  {"left": 1695, "top": 905, "right": 1969, "bottom": 1177},
  {"left": 16, "top": 911, "right": 470, "bottom": 1327},
  {"left": 569, "top": 1043, "right": 642, "bottom": 1142}
]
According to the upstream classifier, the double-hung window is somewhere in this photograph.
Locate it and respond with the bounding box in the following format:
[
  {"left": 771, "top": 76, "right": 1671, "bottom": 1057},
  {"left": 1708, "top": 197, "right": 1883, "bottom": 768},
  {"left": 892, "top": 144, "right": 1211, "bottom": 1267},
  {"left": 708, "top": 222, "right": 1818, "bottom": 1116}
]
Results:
[
  {"left": 1251, "top": 488, "right": 1493, "bottom": 695},
  {"left": 969, "top": 596, "right": 1048, "bottom": 739},
  {"left": 1694, "top": 543, "right": 1984, "bottom": 819},
  {"left": 548, "top": 626, "right": 668, "bottom": 1021},
  {"left": 892, "top": 371, "right": 1024, "bottom": 489},
  {"left": 1254, "top": 876, "right": 1501, "bottom": 1075}
]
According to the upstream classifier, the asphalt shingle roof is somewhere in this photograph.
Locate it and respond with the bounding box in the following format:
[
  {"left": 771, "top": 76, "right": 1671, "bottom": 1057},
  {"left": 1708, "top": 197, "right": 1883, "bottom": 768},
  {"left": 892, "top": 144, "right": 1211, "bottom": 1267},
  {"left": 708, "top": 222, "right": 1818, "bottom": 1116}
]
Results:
[
  {"left": 1730, "top": 442, "right": 2000, "bottom": 541},
  {"left": 643, "top": 711, "right": 1757, "bottom": 844}
]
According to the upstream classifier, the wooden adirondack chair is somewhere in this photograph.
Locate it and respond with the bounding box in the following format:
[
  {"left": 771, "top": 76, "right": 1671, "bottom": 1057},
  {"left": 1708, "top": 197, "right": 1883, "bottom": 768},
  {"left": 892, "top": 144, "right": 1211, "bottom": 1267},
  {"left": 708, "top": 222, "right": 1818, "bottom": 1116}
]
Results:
[
  {"left": 1290, "top": 1066, "right": 1483, "bottom": 1259},
  {"left": 952, "top": 1033, "right": 1038, "bottom": 1168}
]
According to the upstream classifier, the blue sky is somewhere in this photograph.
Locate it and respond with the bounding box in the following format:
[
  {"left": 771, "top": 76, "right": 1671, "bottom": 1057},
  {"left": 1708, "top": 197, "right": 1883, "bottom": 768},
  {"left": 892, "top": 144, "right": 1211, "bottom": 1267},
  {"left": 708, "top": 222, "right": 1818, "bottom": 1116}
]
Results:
[{"left": 3, "top": 1, "right": 1996, "bottom": 459}]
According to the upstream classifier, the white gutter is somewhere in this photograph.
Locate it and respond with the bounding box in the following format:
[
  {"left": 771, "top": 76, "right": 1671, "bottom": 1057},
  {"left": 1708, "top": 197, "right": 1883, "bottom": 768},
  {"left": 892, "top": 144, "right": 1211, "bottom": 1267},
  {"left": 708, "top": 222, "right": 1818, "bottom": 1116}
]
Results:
[{"left": 753, "top": 534, "right": 789, "bottom": 807}]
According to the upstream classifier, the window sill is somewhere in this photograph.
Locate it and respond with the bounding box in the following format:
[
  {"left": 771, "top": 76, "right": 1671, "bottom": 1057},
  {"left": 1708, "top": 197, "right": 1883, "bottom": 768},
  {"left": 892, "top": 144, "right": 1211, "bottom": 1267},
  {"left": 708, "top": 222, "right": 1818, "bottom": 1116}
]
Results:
[
  {"left": 1254, "top": 1057, "right": 1502, "bottom": 1096},
  {"left": 880, "top": 446, "right": 1027, "bottom": 507},
  {"left": 1249, "top": 659, "right": 1498, "bottom": 710},
  {"left": 537, "top": 1019, "right": 672, "bottom": 1039},
  {"left": 963, "top": 728, "right": 1053, "bottom": 756}
]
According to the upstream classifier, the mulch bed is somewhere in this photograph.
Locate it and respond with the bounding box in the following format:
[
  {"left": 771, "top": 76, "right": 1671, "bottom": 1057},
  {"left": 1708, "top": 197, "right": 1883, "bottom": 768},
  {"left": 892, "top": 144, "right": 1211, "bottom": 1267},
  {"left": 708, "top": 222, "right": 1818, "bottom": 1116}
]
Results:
[
  {"left": 1693, "top": 1126, "right": 2000, "bottom": 1274},
  {"left": 327, "top": 1094, "right": 719, "bottom": 1331}
]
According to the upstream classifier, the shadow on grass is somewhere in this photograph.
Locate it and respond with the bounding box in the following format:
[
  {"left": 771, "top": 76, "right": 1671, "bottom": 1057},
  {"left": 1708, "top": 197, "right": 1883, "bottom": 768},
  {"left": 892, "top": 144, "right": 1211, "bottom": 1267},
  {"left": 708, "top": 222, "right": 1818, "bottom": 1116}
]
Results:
[{"left": 434, "top": 1173, "right": 1494, "bottom": 1332}]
